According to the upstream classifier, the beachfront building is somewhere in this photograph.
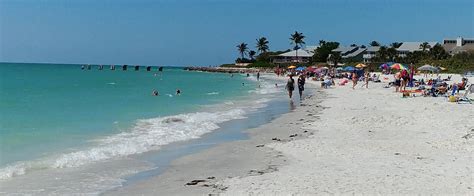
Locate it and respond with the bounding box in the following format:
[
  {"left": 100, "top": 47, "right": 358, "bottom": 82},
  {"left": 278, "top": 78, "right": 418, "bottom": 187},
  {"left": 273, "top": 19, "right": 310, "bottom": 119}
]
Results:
[
  {"left": 362, "top": 46, "right": 380, "bottom": 63},
  {"left": 442, "top": 37, "right": 474, "bottom": 55},
  {"left": 397, "top": 41, "right": 438, "bottom": 57},
  {"left": 272, "top": 46, "right": 317, "bottom": 64},
  {"left": 330, "top": 46, "right": 366, "bottom": 62}
]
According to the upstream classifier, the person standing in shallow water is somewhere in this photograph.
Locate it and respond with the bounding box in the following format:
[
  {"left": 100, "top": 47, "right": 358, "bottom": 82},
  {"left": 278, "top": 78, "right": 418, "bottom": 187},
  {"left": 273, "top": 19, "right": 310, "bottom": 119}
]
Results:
[
  {"left": 298, "top": 75, "right": 305, "bottom": 100},
  {"left": 257, "top": 71, "right": 260, "bottom": 81},
  {"left": 285, "top": 75, "right": 295, "bottom": 99}
]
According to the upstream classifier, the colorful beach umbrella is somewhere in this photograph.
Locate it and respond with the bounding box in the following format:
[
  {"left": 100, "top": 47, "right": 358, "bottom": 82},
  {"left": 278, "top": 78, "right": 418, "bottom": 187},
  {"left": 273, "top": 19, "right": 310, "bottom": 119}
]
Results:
[
  {"left": 288, "top": 65, "right": 296, "bottom": 69},
  {"left": 344, "top": 66, "right": 356, "bottom": 72},
  {"left": 296, "top": 67, "right": 305, "bottom": 71},
  {"left": 417, "top": 64, "right": 439, "bottom": 72},
  {"left": 355, "top": 63, "right": 367, "bottom": 68},
  {"left": 379, "top": 63, "right": 390, "bottom": 69},
  {"left": 391, "top": 63, "right": 408, "bottom": 70}
]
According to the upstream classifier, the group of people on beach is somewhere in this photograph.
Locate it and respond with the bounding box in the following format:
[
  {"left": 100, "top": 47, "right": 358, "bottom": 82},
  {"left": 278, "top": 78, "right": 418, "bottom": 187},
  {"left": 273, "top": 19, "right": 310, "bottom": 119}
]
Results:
[
  {"left": 152, "top": 89, "right": 181, "bottom": 96},
  {"left": 285, "top": 75, "right": 306, "bottom": 100}
]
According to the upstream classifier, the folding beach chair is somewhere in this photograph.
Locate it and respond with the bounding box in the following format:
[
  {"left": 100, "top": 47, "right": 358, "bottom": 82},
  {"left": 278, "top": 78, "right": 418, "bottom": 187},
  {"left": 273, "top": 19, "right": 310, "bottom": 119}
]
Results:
[{"left": 458, "top": 84, "right": 473, "bottom": 104}]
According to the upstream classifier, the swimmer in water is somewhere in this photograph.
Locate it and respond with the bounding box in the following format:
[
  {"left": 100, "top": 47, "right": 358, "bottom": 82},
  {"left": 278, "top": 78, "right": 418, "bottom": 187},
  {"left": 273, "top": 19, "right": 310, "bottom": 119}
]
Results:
[
  {"left": 242, "top": 83, "right": 245, "bottom": 86},
  {"left": 176, "top": 89, "right": 181, "bottom": 95},
  {"left": 275, "top": 83, "right": 278, "bottom": 87},
  {"left": 152, "top": 90, "right": 159, "bottom": 96}
]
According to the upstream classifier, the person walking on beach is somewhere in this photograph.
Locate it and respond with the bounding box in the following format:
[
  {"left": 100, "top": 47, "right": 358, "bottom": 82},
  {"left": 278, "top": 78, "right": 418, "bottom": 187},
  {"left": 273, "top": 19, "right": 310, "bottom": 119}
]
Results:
[
  {"left": 285, "top": 75, "right": 295, "bottom": 98},
  {"left": 361, "top": 71, "right": 370, "bottom": 88},
  {"left": 352, "top": 71, "right": 358, "bottom": 90},
  {"left": 297, "top": 75, "right": 305, "bottom": 100}
]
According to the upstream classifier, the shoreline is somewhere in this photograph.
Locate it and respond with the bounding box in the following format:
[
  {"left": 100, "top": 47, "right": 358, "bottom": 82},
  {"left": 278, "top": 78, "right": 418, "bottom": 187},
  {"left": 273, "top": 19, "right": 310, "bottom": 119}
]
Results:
[
  {"left": 107, "top": 73, "right": 473, "bottom": 195},
  {"left": 105, "top": 76, "right": 325, "bottom": 195}
]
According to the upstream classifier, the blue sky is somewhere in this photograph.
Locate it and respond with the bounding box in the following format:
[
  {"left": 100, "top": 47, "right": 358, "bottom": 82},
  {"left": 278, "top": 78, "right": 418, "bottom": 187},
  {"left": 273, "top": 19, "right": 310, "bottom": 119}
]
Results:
[{"left": 1, "top": 0, "right": 473, "bottom": 66}]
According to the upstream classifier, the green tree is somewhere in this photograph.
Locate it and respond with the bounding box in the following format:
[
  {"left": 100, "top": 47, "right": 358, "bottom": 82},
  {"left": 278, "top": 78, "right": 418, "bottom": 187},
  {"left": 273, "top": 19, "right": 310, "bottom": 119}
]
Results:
[
  {"left": 290, "top": 31, "right": 306, "bottom": 62},
  {"left": 328, "top": 52, "right": 342, "bottom": 67},
  {"left": 429, "top": 44, "right": 449, "bottom": 60},
  {"left": 419, "top": 42, "right": 431, "bottom": 52},
  {"left": 387, "top": 47, "right": 398, "bottom": 61},
  {"left": 249, "top": 50, "right": 256, "bottom": 60},
  {"left": 376, "top": 46, "right": 388, "bottom": 62},
  {"left": 313, "top": 41, "right": 340, "bottom": 62},
  {"left": 256, "top": 37, "right": 269, "bottom": 54},
  {"left": 370, "top": 41, "right": 381, "bottom": 47},
  {"left": 390, "top": 42, "right": 402, "bottom": 48},
  {"left": 319, "top": 40, "right": 326, "bottom": 46},
  {"left": 237, "top": 42, "right": 248, "bottom": 59}
]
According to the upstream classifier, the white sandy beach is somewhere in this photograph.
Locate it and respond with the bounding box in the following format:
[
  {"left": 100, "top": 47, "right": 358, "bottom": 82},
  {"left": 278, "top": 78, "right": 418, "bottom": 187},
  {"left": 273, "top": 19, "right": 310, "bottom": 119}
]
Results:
[{"left": 109, "top": 73, "right": 474, "bottom": 195}]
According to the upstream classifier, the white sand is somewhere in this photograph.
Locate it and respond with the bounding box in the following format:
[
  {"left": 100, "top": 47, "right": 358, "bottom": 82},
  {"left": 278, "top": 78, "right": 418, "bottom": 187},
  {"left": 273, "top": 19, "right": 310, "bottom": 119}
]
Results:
[
  {"left": 219, "top": 74, "right": 474, "bottom": 195},
  {"left": 107, "top": 73, "right": 473, "bottom": 195}
]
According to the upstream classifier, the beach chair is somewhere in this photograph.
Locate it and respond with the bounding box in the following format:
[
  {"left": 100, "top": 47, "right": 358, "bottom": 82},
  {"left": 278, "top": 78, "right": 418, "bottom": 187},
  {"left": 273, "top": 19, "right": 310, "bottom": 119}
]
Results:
[{"left": 458, "top": 84, "right": 473, "bottom": 104}]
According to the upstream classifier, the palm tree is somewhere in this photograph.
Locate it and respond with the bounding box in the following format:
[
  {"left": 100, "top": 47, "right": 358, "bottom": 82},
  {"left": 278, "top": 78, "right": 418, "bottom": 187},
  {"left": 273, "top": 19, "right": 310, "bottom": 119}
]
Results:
[
  {"left": 390, "top": 42, "right": 402, "bottom": 48},
  {"left": 256, "top": 37, "right": 269, "bottom": 54},
  {"left": 237, "top": 42, "right": 248, "bottom": 59},
  {"left": 328, "top": 52, "right": 342, "bottom": 67},
  {"left": 249, "top": 50, "right": 256, "bottom": 60},
  {"left": 319, "top": 40, "right": 326, "bottom": 46},
  {"left": 376, "top": 46, "right": 388, "bottom": 62},
  {"left": 290, "top": 31, "right": 305, "bottom": 62},
  {"left": 370, "top": 41, "right": 381, "bottom": 47},
  {"left": 419, "top": 42, "right": 431, "bottom": 52},
  {"left": 387, "top": 47, "right": 398, "bottom": 61}
]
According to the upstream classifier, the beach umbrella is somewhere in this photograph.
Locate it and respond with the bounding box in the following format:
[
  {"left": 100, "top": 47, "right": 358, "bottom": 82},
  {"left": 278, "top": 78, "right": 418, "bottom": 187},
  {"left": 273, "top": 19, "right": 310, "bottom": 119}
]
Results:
[
  {"left": 336, "top": 67, "right": 343, "bottom": 70},
  {"left": 379, "top": 63, "right": 390, "bottom": 69},
  {"left": 288, "top": 65, "right": 296, "bottom": 69},
  {"left": 295, "top": 67, "right": 305, "bottom": 71},
  {"left": 355, "top": 63, "right": 367, "bottom": 68},
  {"left": 391, "top": 63, "right": 408, "bottom": 70},
  {"left": 439, "top": 67, "right": 447, "bottom": 71},
  {"left": 417, "top": 64, "right": 439, "bottom": 72},
  {"left": 344, "top": 66, "right": 356, "bottom": 72}
]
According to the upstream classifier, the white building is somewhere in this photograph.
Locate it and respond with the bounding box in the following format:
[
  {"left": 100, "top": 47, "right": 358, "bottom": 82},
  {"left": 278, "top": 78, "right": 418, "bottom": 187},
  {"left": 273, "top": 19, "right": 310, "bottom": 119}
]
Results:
[
  {"left": 443, "top": 37, "right": 474, "bottom": 55},
  {"left": 363, "top": 46, "right": 380, "bottom": 63},
  {"left": 330, "top": 46, "right": 366, "bottom": 62},
  {"left": 273, "top": 46, "right": 317, "bottom": 64},
  {"left": 397, "top": 41, "right": 438, "bottom": 57}
]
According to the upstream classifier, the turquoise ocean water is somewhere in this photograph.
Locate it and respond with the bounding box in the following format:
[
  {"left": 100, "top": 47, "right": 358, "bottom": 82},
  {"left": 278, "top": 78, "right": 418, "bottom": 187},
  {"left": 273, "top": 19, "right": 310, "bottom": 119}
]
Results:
[{"left": 0, "top": 63, "right": 268, "bottom": 179}]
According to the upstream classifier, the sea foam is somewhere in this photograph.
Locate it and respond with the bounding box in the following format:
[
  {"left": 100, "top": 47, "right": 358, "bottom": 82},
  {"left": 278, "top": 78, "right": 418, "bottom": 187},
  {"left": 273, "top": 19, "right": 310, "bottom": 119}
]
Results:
[{"left": 0, "top": 109, "right": 246, "bottom": 179}]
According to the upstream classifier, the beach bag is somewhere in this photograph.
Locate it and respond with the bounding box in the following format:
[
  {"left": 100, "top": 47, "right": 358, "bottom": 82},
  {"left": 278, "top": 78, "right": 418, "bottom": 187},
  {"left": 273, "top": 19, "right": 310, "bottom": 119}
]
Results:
[{"left": 448, "top": 96, "right": 457, "bottom": 102}]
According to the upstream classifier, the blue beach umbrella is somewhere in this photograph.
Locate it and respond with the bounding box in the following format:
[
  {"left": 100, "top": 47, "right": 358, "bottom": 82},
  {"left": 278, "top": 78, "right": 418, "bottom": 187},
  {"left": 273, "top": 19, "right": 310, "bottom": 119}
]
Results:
[
  {"left": 296, "top": 67, "right": 305, "bottom": 71},
  {"left": 344, "top": 66, "right": 355, "bottom": 72}
]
